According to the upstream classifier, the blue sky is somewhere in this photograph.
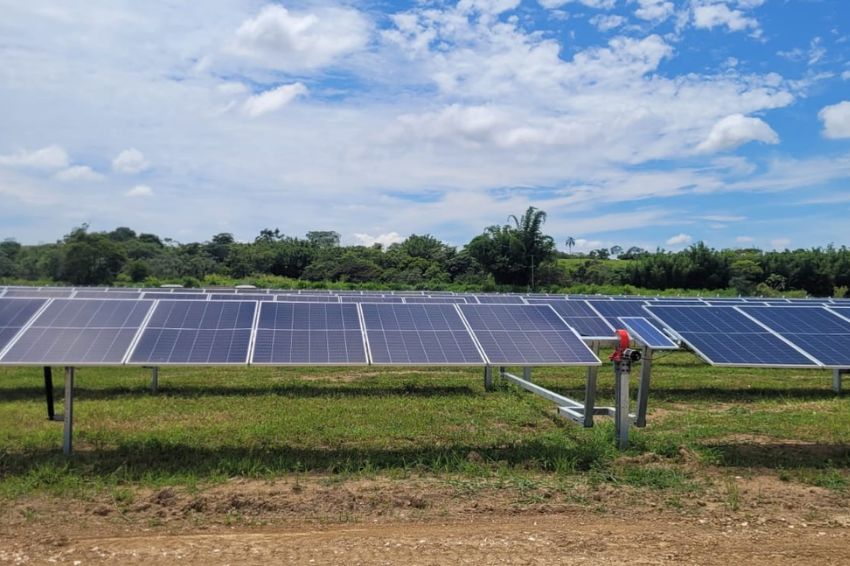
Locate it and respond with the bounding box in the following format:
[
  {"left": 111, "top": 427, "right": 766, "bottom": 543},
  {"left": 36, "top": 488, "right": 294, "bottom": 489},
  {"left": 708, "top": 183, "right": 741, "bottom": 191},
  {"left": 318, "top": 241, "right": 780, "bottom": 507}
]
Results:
[{"left": 1, "top": 0, "right": 849, "bottom": 252}]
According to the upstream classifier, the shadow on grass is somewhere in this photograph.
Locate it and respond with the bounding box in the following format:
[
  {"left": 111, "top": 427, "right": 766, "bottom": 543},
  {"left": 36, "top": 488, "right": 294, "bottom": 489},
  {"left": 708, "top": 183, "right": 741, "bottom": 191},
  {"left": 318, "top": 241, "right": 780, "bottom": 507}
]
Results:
[
  {"left": 0, "top": 383, "right": 479, "bottom": 403},
  {"left": 0, "top": 435, "right": 617, "bottom": 485},
  {"left": 531, "top": 384, "right": 841, "bottom": 403},
  {"left": 706, "top": 441, "right": 850, "bottom": 469}
]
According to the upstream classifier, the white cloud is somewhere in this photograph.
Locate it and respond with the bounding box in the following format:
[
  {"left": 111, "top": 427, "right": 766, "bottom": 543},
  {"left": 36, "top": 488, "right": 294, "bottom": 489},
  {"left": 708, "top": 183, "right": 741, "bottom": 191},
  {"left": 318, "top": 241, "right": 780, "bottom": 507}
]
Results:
[
  {"left": 632, "top": 0, "right": 674, "bottom": 22},
  {"left": 243, "top": 83, "right": 308, "bottom": 118},
  {"left": 590, "top": 14, "right": 626, "bottom": 32},
  {"left": 539, "top": 0, "right": 615, "bottom": 8},
  {"left": 230, "top": 4, "right": 370, "bottom": 72},
  {"left": 353, "top": 232, "right": 404, "bottom": 247},
  {"left": 700, "top": 215, "right": 746, "bottom": 222},
  {"left": 112, "top": 148, "right": 149, "bottom": 174},
  {"left": 126, "top": 184, "right": 153, "bottom": 198},
  {"left": 696, "top": 114, "right": 779, "bottom": 153},
  {"left": 842, "top": 71, "right": 850, "bottom": 81},
  {"left": 692, "top": 3, "right": 759, "bottom": 34},
  {"left": 0, "top": 145, "right": 69, "bottom": 169},
  {"left": 819, "top": 101, "right": 850, "bottom": 139},
  {"left": 666, "top": 233, "right": 692, "bottom": 246},
  {"left": 735, "top": 236, "right": 754, "bottom": 244},
  {"left": 770, "top": 238, "right": 791, "bottom": 249},
  {"left": 55, "top": 165, "right": 102, "bottom": 182},
  {"left": 570, "top": 238, "right": 604, "bottom": 252}
]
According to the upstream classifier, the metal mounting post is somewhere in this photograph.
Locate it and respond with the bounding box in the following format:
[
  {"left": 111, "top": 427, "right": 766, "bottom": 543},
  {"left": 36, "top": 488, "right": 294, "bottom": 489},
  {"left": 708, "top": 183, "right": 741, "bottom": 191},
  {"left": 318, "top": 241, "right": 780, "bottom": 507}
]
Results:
[
  {"left": 484, "top": 366, "right": 494, "bottom": 391},
  {"left": 635, "top": 347, "right": 652, "bottom": 427},
  {"left": 150, "top": 366, "right": 159, "bottom": 393},
  {"left": 583, "top": 341, "right": 600, "bottom": 428},
  {"left": 43, "top": 366, "right": 55, "bottom": 421},
  {"left": 833, "top": 369, "right": 844, "bottom": 393},
  {"left": 523, "top": 367, "right": 531, "bottom": 382},
  {"left": 63, "top": 367, "right": 75, "bottom": 456},
  {"left": 614, "top": 360, "right": 631, "bottom": 450}
]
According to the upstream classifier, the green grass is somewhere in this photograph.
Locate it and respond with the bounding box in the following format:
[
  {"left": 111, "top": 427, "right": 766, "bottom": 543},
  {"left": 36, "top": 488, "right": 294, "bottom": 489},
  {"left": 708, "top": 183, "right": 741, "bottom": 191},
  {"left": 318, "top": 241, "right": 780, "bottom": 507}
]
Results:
[{"left": 1, "top": 353, "right": 849, "bottom": 500}]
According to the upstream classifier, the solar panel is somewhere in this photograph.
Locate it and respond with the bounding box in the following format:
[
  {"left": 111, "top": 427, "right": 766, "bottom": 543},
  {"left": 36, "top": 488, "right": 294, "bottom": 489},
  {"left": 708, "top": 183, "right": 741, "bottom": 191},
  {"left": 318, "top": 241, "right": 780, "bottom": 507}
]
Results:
[
  {"left": 646, "top": 305, "right": 818, "bottom": 367},
  {"left": 128, "top": 300, "right": 256, "bottom": 365},
  {"left": 403, "top": 296, "right": 468, "bottom": 304},
  {"left": 459, "top": 304, "right": 600, "bottom": 366},
  {"left": 340, "top": 296, "right": 404, "bottom": 303},
  {"left": 587, "top": 300, "right": 651, "bottom": 329},
  {"left": 0, "top": 298, "right": 47, "bottom": 355},
  {"left": 142, "top": 292, "right": 208, "bottom": 300},
  {"left": 525, "top": 299, "right": 614, "bottom": 339},
  {"left": 474, "top": 295, "right": 526, "bottom": 304},
  {"left": 3, "top": 288, "right": 74, "bottom": 298},
  {"left": 74, "top": 290, "right": 142, "bottom": 299},
  {"left": 251, "top": 303, "right": 366, "bottom": 365},
  {"left": 236, "top": 288, "right": 268, "bottom": 294},
  {"left": 274, "top": 295, "right": 341, "bottom": 303},
  {"left": 618, "top": 317, "right": 678, "bottom": 350},
  {"left": 738, "top": 306, "right": 850, "bottom": 368},
  {"left": 361, "top": 304, "right": 483, "bottom": 365},
  {"left": 209, "top": 293, "right": 273, "bottom": 301},
  {"left": 0, "top": 299, "right": 154, "bottom": 365}
]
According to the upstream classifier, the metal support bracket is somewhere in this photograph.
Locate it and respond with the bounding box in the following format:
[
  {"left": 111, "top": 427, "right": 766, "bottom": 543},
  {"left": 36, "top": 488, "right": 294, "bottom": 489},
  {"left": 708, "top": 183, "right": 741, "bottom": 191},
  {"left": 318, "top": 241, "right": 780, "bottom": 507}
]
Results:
[
  {"left": 63, "top": 367, "right": 74, "bottom": 456},
  {"left": 43, "top": 366, "right": 56, "bottom": 421},
  {"left": 614, "top": 360, "right": 631, "bottom": 450},
  {"left": 149, "top": 366, "right": 159, "bottom": 393},
  {"left": 635, "top": 347, "right": 652, "bottom": 427},
  {"left": 484, "top": 366, "right": 494, "bottom": 391},
  {"left": 834, "top": 369, "right": 844, "bottom": 394}
]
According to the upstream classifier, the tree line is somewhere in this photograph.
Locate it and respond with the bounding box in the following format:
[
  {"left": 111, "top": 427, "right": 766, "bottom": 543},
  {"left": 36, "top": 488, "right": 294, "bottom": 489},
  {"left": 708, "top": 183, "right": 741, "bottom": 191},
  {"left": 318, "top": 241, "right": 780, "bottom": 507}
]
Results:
[{"left": 1, "top": 208, "right": 848, "bottom": 297}]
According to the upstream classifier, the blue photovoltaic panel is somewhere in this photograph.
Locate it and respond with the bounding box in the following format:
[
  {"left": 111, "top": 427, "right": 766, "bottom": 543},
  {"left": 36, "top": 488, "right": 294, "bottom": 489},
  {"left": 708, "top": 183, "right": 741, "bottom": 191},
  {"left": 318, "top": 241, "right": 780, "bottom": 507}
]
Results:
[
  {"left": 459, "top": 304, "right": 600, "bottom": 366},
  {"left": 129, "top": 300, "right": 256, "bottom": 365},
  {"left": 403, "top": 296, "right": 468, "bottom": 304},
  {"left": 739, "top": 306, "right": 850, "bottom": 367},
  {"left": 275, "top": 295, "right": 341, "bottom": 303},
  {"left": 587, "top": 300, "right": 650, "bottom": 328},
  {"left": 474, "top": 295, "right": 526, "bottom": 304},
  {"left": 142, "top": 292, "right": 208, "bottom": 300},
  {"left": 1, "top": 299, "right": 153, "bottom": 365},
  {"left": 209, "top": 293, "right": 273, "bottom": 301},
  {"left": 618, "top": 317, "right": 678, "bottom": 350},
  {"left": 361, "top": 304, "right": 483, "bottom": 365},
  {"left": 525, "top": 299, "right": 614, "bottom": 338},
  {"left": 74, "top": 290, "right": 142, "bottom": 299},
  {"left": 236, "top": 288, "right": 267, "bottom": 294},
  {"left": 340, "top": 296, "right": 404, "bottom": 303},
  {"left": 646, "top": 306, "right": 816, "bottom": 367},
  {"left": 3, "top": 288, "right": 74, "bottom": 298},
  {"left": 251, "top": 302, "right": 366, "bottom": 364},
  {"left": 0, "top": 298, "right": 47, "bottom": 354}
]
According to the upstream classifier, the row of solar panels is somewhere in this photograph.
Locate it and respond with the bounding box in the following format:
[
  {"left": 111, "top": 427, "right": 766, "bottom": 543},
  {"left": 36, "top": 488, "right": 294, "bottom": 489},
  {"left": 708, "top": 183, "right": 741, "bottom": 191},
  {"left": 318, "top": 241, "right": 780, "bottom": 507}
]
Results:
[
  {"left": 0, "top": 298, "right": 601, "bottom": 367},
  {"left": 2, "top": 286, "right": 847, "bottom": 305}
]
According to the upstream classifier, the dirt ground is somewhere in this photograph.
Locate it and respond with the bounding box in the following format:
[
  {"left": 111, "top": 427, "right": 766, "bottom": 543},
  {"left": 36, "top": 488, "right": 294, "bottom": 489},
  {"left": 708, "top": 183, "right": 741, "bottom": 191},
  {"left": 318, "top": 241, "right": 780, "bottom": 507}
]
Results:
[{"left": 3, "top": 471, "right": 850, "bottom": 565}]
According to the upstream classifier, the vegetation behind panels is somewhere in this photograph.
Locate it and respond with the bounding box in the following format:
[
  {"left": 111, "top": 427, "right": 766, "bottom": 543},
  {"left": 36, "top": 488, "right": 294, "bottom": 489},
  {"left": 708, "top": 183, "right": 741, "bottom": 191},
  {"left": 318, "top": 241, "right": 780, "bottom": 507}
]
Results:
[{"left": 2, "top": 207, "right": 849, "bottom": 297}]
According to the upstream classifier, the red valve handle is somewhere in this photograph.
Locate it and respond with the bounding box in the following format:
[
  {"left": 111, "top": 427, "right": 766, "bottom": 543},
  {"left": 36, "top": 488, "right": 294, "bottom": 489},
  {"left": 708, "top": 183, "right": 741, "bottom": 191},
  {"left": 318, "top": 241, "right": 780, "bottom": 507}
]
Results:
[{"left": 609, "top": 329, "right": 630, "bottom": 362}]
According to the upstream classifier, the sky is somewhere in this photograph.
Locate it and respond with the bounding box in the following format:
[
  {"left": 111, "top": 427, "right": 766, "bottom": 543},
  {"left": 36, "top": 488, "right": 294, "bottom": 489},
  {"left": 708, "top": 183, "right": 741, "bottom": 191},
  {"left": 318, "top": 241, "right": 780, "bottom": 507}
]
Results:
[{"left": 1, "top": 0, "right": 849, "bottom": 253}]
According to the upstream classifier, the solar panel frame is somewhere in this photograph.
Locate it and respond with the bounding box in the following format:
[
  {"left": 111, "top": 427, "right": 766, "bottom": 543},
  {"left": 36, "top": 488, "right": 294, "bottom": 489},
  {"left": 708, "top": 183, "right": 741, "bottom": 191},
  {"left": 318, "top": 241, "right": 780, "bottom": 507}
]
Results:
[
  {"left": 360, "top": 303, "right": 485, "bottom": 366},
  {"left": 402, "top": 296, "right": 469, "bottom": 304},
  {"left": 0, "top": 298, "right": 50, "bottom": 360},
  {"left": 250, "top": 302, "right": 368, "bottom": 366},
  {"left": 0, "top": 298, "right": 156, "bottom": 366},
  {"left": 3, "top": 288, "right": 75, "bottom": 298},
  {"left": 127, "top": 300, "right": 258, "bottom": 366},
  {"left": 274, "top": 294, "right": 341, "bottom": 303},
  {"left": 645, "top": 305, "right": 820, "bottom": 368},
  {"left": 618, "top": 316, "right": 678, "bottom": 350},
  {"left": 524, "top": 298, "right": 615, "bottom": 340},
  {"left": 474, "top": 295, "right": 526, "bottom": 304},
  {"left": 458, "top": 304, "right": 601, "bottom": 366},
  {"left": 142, "top": 292, "right": 210, "bottom": 301}
]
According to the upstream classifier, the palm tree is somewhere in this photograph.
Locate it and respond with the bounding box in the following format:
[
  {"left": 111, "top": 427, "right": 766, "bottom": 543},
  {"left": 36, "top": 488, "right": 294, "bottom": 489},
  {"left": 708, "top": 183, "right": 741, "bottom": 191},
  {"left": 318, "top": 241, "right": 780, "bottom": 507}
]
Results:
[
  {"left": 507, "top": 207, "right": 556, "bottom": 290},
  {"left": 565, "top": 236, "right": 575, "bottom": 255}
]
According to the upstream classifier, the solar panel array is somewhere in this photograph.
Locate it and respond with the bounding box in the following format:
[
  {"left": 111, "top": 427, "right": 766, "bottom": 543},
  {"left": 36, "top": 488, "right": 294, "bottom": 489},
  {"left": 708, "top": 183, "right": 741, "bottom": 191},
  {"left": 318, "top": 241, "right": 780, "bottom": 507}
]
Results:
[
  {"left": 0, "top": 298, "right": 47, "bottom": 353},
  {"left": 526, "top": 299, "right": 614, "bottom": 339},
  {"left": 618, "top": 317, "right": 678, "bottom": 350}
]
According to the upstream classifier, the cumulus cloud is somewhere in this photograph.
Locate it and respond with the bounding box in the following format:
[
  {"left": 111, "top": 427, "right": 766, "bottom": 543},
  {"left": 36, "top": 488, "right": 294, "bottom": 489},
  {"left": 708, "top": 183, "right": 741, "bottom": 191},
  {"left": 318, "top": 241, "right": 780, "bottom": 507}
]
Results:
[
  {"left": 353, "top": 232, "right": 404, "bottom": 247},
  {"left": 126, "top": 184, "right": 153, "bottom": 198},
  {"left": 243, "top": 83, "right": 308, "bottom": 118},
  {"left": 842, "top": 71, "right": 850, "bottom": 81},
  {"left": 231, "top": 4, "right": 370, "bottom": 71},
  {"left": 696, "top": 114, "right": 779, "bottom": 153},
  {"left": 819, "top": 101, "right": 850, "bottom": 139},
  {"left": 632, "top": 0, "right": 674, "bottom": 21},
  {"left": 539, "top": 0, "right": 615, "bottom": 8},
  {"left": 0, "top": 145, "right": 69, "bottom": 169},
  {"left": 590, "top": 14, "right": 626, "bottom": 32},
  {"left": 666, "top": 233, "right": 692, "bottom": 246},
  {"left": 112, "top": 148, "right": 149, "bottom": 174},
  {"left": 55, "top": 165, "right": 102, "bottom": 182},
  {"left": 692, "top": 2, "right": 759, "bottom": 34},
  {"left": 700, "top": 215, "right": 746, "bottom": 222}
]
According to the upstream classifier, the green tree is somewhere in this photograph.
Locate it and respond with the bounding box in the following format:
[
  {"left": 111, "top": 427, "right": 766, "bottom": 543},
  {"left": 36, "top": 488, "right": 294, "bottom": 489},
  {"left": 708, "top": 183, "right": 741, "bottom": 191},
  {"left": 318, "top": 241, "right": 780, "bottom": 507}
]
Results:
[
  {"left": 565, "top": 236, "right": 575, "bottom": 254},
  {"left": 306, "top": 231, "right": 341, "bottom": 248},
  {"left": 58, "top": 226, "right": 127, "bottom": 285}
]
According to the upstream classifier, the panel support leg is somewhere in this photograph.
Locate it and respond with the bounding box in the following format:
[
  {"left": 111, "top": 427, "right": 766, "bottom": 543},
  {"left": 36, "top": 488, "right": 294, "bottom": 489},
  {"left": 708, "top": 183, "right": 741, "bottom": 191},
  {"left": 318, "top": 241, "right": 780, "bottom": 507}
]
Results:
[
  {"left": 43, "top": 366, "right": 55, "bottom": 421},
  {"left": 484, "top": 366, "right": 494, "bottom": 392},
  {"left": 583, "top": 341, "right": 599, "bottom": 428},
  {"left": 523, "top": 367, "right": 531, "bottom": 382},
  {"left": 614, "top": 362, "right": 630, "bottom": 450},
  {"left": 63, "top": 367, "right": 75, "bottom": 456},
  {"left": 833, "top": 369, "right": 843, "bottom": 393},
  {"left": 150, "top": 367, "right": 159, "bottom": 394},
  {"left": 635, "top": 347, "right": 652, "bottom": 428}
]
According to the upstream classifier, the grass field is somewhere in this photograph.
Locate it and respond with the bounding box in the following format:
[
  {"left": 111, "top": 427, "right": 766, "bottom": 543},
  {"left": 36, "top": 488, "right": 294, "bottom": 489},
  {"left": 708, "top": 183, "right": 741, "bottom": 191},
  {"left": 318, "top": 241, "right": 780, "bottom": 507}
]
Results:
[{"left": 2, "top": 352, "right": 849, "bottom": 501}]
